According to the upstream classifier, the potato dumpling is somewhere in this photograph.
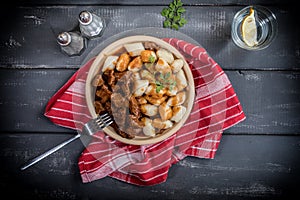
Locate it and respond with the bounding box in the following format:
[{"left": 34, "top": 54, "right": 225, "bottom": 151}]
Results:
[
  {"left": 140, "top": 70, "right": 155, "bottom": 83},
  {"left": 136, "top": 96, "right": 147, "bottom": 105},
  {"left": 145, "top": 83, "right": 167, "bottom": 98},
  {"left": 140, "top": 104, "right": 158, "bottom": 116},
  {"left": 159, "top": 102, "right": 173, "bottom": 121},
  {"left": 128, "top": 56, "right": 143, "bottom": 72},
  {"left": 152, "top": 118, "right": 173, "bottom": 129},
  {"left": 167, "top": 91, "right": 186, "bottom": 106},
  {"left": 140, "top": 117, "right": 152, "bottom": 126},
  {"left": 141, "top": 50, "right": 157, "bottom": 63},
  {"left": 133, "top": 79, "right": 149, "bottom": 97},
  {"left": 102, "top": 56, "right": 118, "bottom": 72},
  {"left": 171, "top": 105, "right": 187, "bottom": 123},
  {"left": 124, "top": 42, "right": 145, "bottom": 57},
  {"left": 155, "top": 58, "right": 172, "bottom": 74},
  {"left": 175, "top": 69, "right": 188, "bottom": 91},
  {"left": 132, "top": 72, "right": 141, "bottom": 80},
  {"left": 144, "top": 63, "right": 156, "bottom": 73},
  {"left": 116, "top": 53, "right": 130, "bottom": 72},
  {"left": 166, "top": 86, "right": 178, "bottom": 96},
  {"left": 171, "top": 59, "right": 184, "bottom": 73},
  {"left": 145, "top": 95, "right": 168, "bottom": 106},
  {"left": 156, "top": 48, "right": 174, "bottom": 64},
  {"left": 143, "top": 123, "right": 156, "bottom": 137}
]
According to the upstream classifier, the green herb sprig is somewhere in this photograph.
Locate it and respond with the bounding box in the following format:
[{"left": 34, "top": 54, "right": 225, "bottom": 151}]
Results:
[
  {"left": 155, "top": 72, "right": 177, "bottom": 93},
  {"left": 161, "top": 0, "right": 187, "bottom": 30},
  {"left": 149, "top": 55, "right": 156, "bottom": 63}
]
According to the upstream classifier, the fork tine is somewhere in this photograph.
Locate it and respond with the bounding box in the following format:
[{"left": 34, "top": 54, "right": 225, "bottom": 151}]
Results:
[
  {"left": 96, "top": 113, "right": 113, "bottom": 128},
  {"left": 82, "top": 113, "right": 113, "bottom": 135},
  {"left": 100, "top": 115, "right": 111, "bottom": 121},
  {"left": 100, "top": 113, "right": 108, "bottom": 118},
  {"left": 103, "top": 117, "right": 113, "bottom": 125},
  {"left": 106, "top": 120, "right": 113, "bottom": 126}
]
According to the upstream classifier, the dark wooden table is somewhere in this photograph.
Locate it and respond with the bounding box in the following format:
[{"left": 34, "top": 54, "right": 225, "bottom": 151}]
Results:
[{"left": 0, "top": 1, "right": 299, "bottom": 199}]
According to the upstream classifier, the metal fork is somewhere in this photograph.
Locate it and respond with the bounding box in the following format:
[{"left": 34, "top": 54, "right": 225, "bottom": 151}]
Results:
[{"left": 20, "top": 113, "right": 113, "bottom": 171}]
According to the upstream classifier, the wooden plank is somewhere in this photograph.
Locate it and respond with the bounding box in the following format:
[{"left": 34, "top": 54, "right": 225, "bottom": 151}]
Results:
[
  {"left": 0, "top": 69, "right": 76, "bottom": 133},
  {"left": 0, "top": 134, "right": 299, "bottom": 199},
  {"left": 0, "top": 69, "right": 299, "bottom": 134},
  {"left": 0, "top": 6, "right": 298, "bottom": 70},
  {"left": 227, "top": 70, "right": 300, "bottom": 134},
  {"left": 8, "top": 0, "right": 288, "bottom": 6}
]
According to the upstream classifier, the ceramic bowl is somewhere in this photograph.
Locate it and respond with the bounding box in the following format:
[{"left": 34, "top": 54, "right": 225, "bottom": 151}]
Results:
[{"left": 85, "top": 35, "right": 195, "bottom": 145}]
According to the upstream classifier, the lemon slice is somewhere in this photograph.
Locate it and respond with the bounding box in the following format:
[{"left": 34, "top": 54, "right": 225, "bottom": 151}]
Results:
[{"left": 241, "top": 7, "right": 258, "bottom": 47}]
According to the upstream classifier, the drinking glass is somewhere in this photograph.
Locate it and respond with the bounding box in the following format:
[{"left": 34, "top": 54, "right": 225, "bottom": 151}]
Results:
[{"left": 231, "top": 5, "right": 278, "bottom": 51}]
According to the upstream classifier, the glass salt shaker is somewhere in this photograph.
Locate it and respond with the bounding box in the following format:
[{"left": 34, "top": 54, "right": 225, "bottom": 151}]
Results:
[
  {"left": 78, "top": 10, "right": 106, "bottom": 38},
  {"left": 57, "top": 31, "right": 86, "bottom": 56}
]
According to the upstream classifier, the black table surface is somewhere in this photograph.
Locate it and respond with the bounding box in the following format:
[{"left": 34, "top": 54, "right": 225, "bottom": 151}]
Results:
[{"left": 0, "top": 1, "right": 299, "bottom": 199}]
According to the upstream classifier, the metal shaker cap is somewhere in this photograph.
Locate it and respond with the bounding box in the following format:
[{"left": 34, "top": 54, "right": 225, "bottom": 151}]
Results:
[
  {"left": 57, "top": 32, "right": 71, "bottom": 46},
  {"left": 79, "top": 10, "right": 93, "bottom": 25}
]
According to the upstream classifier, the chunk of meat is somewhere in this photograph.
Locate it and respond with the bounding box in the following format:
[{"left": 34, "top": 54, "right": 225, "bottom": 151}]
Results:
[
  {"left": 114, "top": 71, "right": 126, "bottom": 81},
  {"left": 103, "top": 70, "right": 116, "bottom": 87},
  {"left": 94, "top": 101, "right": 105, "bottom": 114},
  {"left": 144, "top": 41, "right": 159, "bottom": 50},
  {"left": 111, "top": 122, "right": 135, "bottom": 139},
  {"left": 104, "top": 101, "right": 112, "bottom": 115},
  {"left": 136, "top": 96, "right": 147, "bottom": 104},
  {"left": 118, "top": 71, "right": 134, "bottom": 98},
  {"left": 111, "top": 103, "right": 127, "bottom": 128},
  {"left": 92, "top": 74, "right": 104, "bottom": 87},
  {"left": 128, "top": 114, "right": 144, "bottom": 129},
  {"left": 125, "top": 126, "right": 143, "bottom": 136},
  {"left": 95, "top": 85, "right": 112, "bottom": 104},
  {"left": 129, "top": 96, "right": 141, "bottom": 118}
]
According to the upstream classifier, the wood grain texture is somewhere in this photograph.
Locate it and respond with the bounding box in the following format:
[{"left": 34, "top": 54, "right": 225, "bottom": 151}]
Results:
[
  {"left": 0, "top": 6, "right": 298, "bottom": 70},
  {"left": 7, "top": 0, "right": 290, "bottom": 6},
  {"left": 0, "top": 134, "right": 299, "bottom": 199},
  {"left": 0, "top": 2, "right": 299, "bottom": 200},
  {"left": 0, "top": 69, "right": 299, "bottom": 134}
]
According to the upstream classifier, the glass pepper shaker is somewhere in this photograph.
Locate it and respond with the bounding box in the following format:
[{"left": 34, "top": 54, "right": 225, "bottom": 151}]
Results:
[
  {"left": 57, "top": 31, "right": 86, "bottom": 56},
  {"left": 78, "top": 10, "right": 106, "bottom": 38}
]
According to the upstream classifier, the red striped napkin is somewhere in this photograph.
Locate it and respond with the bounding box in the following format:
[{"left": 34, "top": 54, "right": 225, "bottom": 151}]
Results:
[{"left": 44, "top": 38, "right": 246, "bottom": 186}]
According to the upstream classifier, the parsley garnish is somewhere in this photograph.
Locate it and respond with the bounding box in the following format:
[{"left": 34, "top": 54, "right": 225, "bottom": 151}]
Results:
[
  {"left": 161, "top": 0, "right": 187, "bottom": 30},
  {"left": 155, "top": 81, "right": 164, "bottom": 93},
  {"left": 155, "top": 72, "right": 177, "bottom": 93},
  {"left": 149, "top": 55, "right": 156, "bottom": 63}
]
